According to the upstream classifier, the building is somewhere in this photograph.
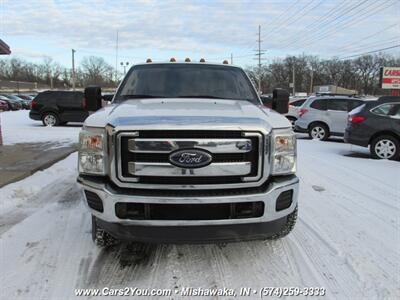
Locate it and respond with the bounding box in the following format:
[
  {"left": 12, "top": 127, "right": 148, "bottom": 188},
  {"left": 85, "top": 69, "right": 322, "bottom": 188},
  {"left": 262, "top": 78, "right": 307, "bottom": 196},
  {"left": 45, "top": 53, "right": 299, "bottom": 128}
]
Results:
[
  {"left": 314, "top": 85, "right": 357, "bottom": 96},
  {"left": 0, "top": 39, "right": 11, "bottom": 55}
]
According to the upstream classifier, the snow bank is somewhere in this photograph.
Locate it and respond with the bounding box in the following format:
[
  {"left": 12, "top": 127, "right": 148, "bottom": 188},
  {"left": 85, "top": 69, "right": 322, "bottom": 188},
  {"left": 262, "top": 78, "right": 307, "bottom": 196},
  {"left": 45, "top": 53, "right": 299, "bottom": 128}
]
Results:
[
  {"left": 0, "top": 153, "right": 78, "bottom": 215},
  {"left": 0, "top": 110, "right": 80, "bottom": 145}
]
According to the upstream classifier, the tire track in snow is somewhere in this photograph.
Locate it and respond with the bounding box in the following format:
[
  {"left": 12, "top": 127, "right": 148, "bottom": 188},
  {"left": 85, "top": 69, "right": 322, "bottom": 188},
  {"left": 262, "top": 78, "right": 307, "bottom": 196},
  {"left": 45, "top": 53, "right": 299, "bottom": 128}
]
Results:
[
  {"left": 298, "top": 151, "right": 399, "bottom": 298},
  {"left": 300, "top": 155, "right": 398, "bottom": 226},
  {"left": 301, "top": 149, "right": 399, "bottom": 210}
]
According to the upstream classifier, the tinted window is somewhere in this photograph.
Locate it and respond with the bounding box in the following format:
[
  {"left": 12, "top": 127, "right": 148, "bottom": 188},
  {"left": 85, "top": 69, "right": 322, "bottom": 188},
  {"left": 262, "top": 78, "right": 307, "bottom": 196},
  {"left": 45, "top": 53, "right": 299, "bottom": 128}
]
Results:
[
  {"left": 116, "top": 64, "right": 258, "bottom": 103},
  {"left": 57, "top": 92, "right": 83, "bottom": 107},
  {"left": 291, "top": 99, "right": 306, "bottom": 107},
  {"left": 348, "top": 100, "right": 364, "bottom": 111},
  {"left": 389, "top": 104, "right": 400, "bottom": 116},
  {"left": 371, "top": 103, "right": 397, "bottom": 116},
  {"left": 36, "top": 92, "right": 52, "bottom": 102},
  {"left": 310, "top": 99, "right": 327, "bottom": 110},
  {"left": 328, "top": 99, "right": 348, "bottom": 111}
]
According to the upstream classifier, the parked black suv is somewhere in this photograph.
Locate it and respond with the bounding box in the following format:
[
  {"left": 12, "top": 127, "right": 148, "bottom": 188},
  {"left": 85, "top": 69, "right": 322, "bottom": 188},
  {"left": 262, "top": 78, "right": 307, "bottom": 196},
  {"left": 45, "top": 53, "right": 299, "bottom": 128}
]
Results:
[
  {"left": 30, "top": 91, "right": 88, "bottom": 126},
  {"left": 345, "top": 96, "right": 400, "bottom": 160}
]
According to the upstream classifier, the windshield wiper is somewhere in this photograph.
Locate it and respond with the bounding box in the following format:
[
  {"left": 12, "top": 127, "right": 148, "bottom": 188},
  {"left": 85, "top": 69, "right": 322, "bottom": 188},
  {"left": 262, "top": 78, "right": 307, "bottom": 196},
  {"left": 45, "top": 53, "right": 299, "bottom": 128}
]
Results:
[{"left": 120, "top": 94, "right": 165, "bottom": 99}]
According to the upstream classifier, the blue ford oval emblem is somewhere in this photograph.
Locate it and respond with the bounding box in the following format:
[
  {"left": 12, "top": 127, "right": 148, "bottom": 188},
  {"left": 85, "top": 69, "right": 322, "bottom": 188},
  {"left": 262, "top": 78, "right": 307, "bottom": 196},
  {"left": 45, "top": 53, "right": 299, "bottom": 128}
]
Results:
[{"left": 169, "top": 149, "right": 212, "bottom": 168}]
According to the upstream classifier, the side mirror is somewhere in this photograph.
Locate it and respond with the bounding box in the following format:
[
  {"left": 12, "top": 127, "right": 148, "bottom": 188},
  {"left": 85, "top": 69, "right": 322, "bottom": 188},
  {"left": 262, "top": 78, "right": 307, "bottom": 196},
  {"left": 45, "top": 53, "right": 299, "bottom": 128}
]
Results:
[
  {"left": 272, "top": 88, "right": 289, "bottom": 114},
  {"left": 84, "top": 86, "right": 102, "bottom": 111}
]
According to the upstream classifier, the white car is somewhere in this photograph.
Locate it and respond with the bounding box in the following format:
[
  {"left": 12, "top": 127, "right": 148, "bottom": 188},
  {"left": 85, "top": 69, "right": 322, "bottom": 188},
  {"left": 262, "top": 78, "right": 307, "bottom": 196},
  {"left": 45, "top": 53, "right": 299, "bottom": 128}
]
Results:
[{"left": 285, "top": 98, "right": 308, "bottom": 126}]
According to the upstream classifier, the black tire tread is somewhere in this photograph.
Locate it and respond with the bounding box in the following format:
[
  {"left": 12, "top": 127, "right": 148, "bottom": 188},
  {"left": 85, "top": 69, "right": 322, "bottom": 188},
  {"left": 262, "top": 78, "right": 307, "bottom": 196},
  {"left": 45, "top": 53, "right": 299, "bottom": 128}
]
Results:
[
  {"left": 91, "top": 215, "right": 119, "bottom": 247},
  {"left": 267, "top": 207, "right": 298, "bottom": 240}
]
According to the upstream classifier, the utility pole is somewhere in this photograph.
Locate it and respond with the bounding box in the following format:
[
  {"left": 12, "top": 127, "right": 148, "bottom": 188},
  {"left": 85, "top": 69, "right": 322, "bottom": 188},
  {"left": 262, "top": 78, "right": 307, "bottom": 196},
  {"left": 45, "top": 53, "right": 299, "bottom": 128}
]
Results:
[
  {"left": 309, "top": 68, "right": 314, "bottom": 94},
  {"left": 253, "top": 25, "right": 266, "bottom": 94},
  {"left": 292, "top": 64, "right": 295, "bottom": 96},
  {"left": 230, "top": 53, "right": 233, "bottom": 64},
  {"left": 115, "top": 30, "right": 119, "bottom": 83},
  {"left": 72, "top": 49, "right": 76, "bottom": 91}
]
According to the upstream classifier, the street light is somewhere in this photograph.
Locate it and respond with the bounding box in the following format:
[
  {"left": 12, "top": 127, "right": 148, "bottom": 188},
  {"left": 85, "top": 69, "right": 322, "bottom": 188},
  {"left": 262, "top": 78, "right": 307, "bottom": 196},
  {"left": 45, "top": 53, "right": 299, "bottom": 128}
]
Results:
[{"left": 120, "top": 62, "right": 129, "bottom": 75}]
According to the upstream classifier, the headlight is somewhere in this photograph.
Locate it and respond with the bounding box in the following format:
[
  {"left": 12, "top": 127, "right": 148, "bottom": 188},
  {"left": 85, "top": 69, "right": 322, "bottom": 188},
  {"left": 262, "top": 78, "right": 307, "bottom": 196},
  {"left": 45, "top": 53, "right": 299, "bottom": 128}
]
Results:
[
  {"left": 271, "top": 128, "right": 296, "bottom": 175},
  {"left": 78, "top": 127, "right": 106, "bottom": 175}
]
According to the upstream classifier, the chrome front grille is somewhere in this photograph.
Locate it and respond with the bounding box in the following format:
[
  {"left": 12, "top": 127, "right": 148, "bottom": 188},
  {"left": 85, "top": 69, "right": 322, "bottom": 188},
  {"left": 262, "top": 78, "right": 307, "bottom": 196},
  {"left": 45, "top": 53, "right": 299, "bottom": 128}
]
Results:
[{"left": 113, "top": 130, "right": 264, "bottom": 189}]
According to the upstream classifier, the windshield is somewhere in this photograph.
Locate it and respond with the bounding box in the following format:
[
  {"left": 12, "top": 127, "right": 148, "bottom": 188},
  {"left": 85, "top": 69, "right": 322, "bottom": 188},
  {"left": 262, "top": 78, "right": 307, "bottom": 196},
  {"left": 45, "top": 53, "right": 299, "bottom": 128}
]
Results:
[
  {"left": 114, "top": 64, "right": 259, "bottom": 104},
  {"left": 6, "top": 95, "right": 22, "bottom": 101}
]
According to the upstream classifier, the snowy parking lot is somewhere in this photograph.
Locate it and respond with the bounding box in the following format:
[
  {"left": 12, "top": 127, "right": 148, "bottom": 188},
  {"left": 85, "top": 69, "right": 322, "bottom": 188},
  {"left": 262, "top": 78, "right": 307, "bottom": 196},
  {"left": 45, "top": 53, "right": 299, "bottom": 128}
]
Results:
[{"left": 0, "top": 111, "right": 399, "bottom": 300}]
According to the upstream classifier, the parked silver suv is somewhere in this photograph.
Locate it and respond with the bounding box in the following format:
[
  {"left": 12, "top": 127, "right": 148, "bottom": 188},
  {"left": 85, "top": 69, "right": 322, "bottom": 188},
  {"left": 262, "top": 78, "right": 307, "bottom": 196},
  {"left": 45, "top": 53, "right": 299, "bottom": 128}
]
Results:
[{"left": 295, "top": 96, "right": 364, "bottom": 140}]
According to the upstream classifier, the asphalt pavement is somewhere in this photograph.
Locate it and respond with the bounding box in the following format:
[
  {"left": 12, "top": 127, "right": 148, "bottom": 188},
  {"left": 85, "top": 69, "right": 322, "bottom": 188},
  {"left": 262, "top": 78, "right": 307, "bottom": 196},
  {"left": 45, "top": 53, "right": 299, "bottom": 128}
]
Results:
[{"left": 0, "top": 142, "right": 77, "bottom": 187}]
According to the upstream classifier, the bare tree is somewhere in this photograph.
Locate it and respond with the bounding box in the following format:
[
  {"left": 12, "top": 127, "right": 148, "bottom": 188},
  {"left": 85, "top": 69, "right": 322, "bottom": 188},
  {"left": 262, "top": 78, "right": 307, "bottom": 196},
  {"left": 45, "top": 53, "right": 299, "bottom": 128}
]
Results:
[{"left": 80, "top": 56, "right": 114, "bottom": 86}]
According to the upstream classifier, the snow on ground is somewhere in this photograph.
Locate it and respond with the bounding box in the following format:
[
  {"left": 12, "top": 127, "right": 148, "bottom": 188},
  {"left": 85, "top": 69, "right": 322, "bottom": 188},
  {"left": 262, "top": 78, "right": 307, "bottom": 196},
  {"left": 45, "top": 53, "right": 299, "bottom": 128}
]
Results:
[
  {"left": 0, "top": 138, "right": 399, "bottom": 300},
  {"left": 0, "top": 110, "right": 80, "bottom": 145}
]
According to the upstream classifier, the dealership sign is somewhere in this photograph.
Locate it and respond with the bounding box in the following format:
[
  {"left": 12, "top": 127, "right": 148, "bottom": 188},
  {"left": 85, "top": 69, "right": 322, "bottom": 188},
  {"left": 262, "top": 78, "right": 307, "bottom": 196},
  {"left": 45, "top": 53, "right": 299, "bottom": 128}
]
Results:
[{"left": 381, "top": 67, "right": 400, "bottom": 89}]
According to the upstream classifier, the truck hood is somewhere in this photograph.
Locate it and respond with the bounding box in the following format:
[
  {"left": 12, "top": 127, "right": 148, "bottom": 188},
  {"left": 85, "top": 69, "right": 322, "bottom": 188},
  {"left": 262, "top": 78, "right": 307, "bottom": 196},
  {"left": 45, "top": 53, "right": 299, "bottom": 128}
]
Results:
[{"left": 84, "top": 98, "right": 291, "bottom": 132}]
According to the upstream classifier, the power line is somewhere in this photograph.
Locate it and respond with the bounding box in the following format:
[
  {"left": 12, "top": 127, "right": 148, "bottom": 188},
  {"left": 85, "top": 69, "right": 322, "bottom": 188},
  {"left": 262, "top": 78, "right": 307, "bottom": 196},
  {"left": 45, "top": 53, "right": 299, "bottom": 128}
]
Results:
[
  {"left": 276, "top": 0, "right": 360, "bottom": 46},
  {"left": 280, "top": 0, "right": 371, "bottom": 48},
  {"left": 225, "top": 1, "right": 305, "bottom": 55},
  {"left": 267, "top": 0, "right": 325, "bottom": 40},
  {"left": 286, "top": 0, "right": 395, "bottom": 50},
  {"left": 338, "top": 45, "right": 400, "bottom": 59},
  {"left": 334, "top": 23, "right": 398, "bottom": 52},
  {"left": 262, "top": 0, "right": 300, "bottom": 30},
  {"left": 335, "top": 37, "right": 399, "bottom": 55},
  {"left": 310, "top": 0, "right": 349, "bottom": 26},
  {"left": 260, "top": 0, "right": 316, "bottom": 40},
  {"left": 293, "top": 0, "right": 394, "bottom": 49}
]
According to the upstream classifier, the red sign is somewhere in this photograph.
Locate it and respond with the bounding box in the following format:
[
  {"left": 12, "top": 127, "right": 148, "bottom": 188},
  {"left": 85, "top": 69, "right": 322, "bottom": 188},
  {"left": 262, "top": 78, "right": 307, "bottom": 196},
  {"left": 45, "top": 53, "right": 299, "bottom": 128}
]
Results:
[{"left": 382, "top": 67, "right": 400, "bottom": 89}]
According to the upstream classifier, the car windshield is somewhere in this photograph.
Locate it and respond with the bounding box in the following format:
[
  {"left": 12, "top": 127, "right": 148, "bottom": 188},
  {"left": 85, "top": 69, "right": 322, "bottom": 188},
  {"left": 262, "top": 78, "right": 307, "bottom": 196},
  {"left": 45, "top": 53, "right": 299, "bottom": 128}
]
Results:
[
  {"left": 114, "top": 64, "right": 259, "bottom": 104},
  {"left": 6, "top": 95, "right": 22, "bottom": 101}
]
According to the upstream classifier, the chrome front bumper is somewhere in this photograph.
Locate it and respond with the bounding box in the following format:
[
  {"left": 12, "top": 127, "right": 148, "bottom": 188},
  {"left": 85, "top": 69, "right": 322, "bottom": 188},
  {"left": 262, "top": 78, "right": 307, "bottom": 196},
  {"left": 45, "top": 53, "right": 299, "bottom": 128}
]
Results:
[{"left": 78, "top": 175, "right": 299, "bottom": 227}]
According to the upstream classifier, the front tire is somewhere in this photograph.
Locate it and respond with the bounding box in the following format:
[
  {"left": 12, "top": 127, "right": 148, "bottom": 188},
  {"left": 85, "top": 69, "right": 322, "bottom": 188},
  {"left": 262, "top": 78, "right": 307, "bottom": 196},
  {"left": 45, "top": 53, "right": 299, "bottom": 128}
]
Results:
[
  {"left": 267, "top": 206, "right": 297, "bottom": 240},
  {"left": 91, "top": 215, "right": 118, "bottom": 247},
  {"left": 370, "top": 135, "right": 400, "bottom": 160},
  {"left": 309, "top": 123, "right": 329, "bottom": 141},
  {"left": 42, "top": 112, "right": 59, "bottom": 127}
]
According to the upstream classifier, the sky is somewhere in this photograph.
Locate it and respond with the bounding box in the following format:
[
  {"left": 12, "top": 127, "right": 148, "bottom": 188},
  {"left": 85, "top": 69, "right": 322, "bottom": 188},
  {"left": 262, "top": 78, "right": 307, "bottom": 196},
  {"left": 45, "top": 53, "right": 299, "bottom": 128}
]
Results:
[{"left": 0, "top": 0, "right": 399, "bottom": 71}]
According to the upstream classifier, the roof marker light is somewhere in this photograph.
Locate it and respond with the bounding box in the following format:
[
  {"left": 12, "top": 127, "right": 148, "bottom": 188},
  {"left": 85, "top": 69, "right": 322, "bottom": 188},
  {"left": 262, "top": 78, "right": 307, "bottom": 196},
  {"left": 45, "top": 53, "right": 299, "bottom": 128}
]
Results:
[
  {"left": 185, "top": 58, "right": 191, "bottom": 62},
  {"left": 146, "top": 58, "right": 152, "bottom": 63},
  {"left": 170, "top": 57, "right": 176, "bottom": 62},
  {"left": 199, "top": 58, "right": 205, "bottom": 63},
  {"left": 223, "top": 60, "right": 229, "bottom": 64}
]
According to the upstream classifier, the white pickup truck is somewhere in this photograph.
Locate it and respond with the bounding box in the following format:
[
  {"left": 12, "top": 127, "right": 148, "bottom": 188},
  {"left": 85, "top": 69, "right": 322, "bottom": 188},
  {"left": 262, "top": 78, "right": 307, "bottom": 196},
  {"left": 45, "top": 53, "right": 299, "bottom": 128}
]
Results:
[{"left": 77, "top": 61, "right": 298, "bottom": 245}]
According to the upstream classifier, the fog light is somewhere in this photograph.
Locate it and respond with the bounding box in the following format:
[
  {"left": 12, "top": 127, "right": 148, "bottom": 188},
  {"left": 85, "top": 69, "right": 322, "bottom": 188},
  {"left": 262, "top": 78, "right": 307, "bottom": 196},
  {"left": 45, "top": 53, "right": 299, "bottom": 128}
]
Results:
[
  {"left": 115, "top": 203, "right": 145, "bottom": 219},
  {"left": 276, "top": 190, "right": 293, "bottom": 211}
]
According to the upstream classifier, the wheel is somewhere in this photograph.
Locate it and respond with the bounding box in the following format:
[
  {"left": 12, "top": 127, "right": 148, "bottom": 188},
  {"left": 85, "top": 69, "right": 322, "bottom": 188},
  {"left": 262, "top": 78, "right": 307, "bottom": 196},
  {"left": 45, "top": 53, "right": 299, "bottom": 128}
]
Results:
[
  {"left": 267, "top": 206, "right": 298, "bottom": 240},
  {"left": 286, "top": 116, "right": 297, "bottom": 128},
  {"left": 42, "top": 112, "right": 59, "bottom": 127},
  {"left": 370, "top": 135, "right": 400, "bottom": 160},
  {"left": 91, "top": 215, "right": 118, "bottom": 247},
  {"left": 309, "top": 123, "right": 329, "bottom": 141}
]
